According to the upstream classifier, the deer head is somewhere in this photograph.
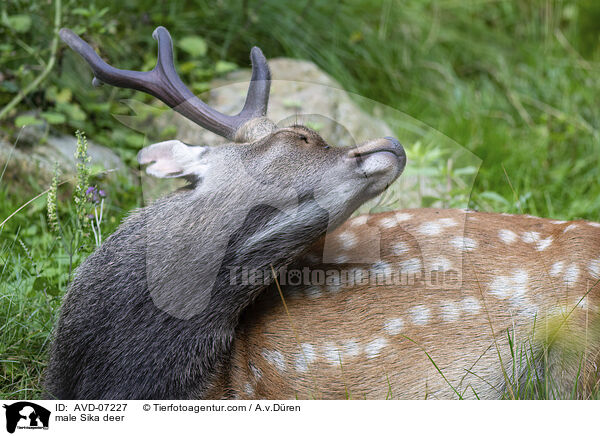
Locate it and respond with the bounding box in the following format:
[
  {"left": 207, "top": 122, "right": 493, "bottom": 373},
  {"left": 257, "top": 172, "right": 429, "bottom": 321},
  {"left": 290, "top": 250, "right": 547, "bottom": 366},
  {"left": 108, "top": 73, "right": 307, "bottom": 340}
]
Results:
[{"left": 45, "top": 27, "right": 406, "bottom": 399}]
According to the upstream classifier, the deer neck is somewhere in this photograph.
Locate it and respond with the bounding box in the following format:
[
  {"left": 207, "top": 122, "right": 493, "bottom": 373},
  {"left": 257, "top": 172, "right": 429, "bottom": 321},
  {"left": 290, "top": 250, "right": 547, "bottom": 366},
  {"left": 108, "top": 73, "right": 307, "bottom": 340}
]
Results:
[{"left": 141, "top": 189, "right": 330, "bottom": 397}]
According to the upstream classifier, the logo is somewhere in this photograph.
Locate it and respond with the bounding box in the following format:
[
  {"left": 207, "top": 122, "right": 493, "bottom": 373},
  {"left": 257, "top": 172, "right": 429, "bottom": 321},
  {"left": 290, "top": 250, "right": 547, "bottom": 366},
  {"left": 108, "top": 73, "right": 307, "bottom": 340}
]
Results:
[{"left": 3, "top": 402, "right": 50, "bottom": 434}]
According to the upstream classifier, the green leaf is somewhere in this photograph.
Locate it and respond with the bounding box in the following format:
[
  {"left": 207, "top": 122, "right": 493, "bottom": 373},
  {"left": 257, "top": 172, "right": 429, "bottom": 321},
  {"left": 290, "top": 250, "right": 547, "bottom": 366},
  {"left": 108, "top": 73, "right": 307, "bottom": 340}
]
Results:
[
  {"left": 71, "top": 8, "right": 91, "bottom": 17},
  {"left": 215, "top": 60, "right": 237, "bottom": 74},
  {"left": 178, "top": 61, "right": 198, "bottom": 74},
  {"left": 57, "top": 102, "right": 86, "bottom": 122},
  {"left": 191, "top": 82, "right": 210, "bottom": 94},
  {"left": 0, "top": 80, "right": 18, "bottom": 93},
  {"left": 453, "top": 166, "right": 478, "bottom": 176},
  {"left": 55, "top": 88, "right": 72, "bottom": 104},
  {"left": 160, "top": 125, "right": 177, "bottom": 140},
  {"left": 5, "top": 14, "right": 31, "bottom": 33},
  {"left": 46, "top": 286, "right": 60, "bottom": 297},
  {"left": 32, "top": 276, "right": 47, "bottom": 292},
  {"left": 421, "top": 195, "right": 441, "bottom": 207},
  {"left": 479, "top": 191, "right": 510, "bottom": 206},
  {"left": 40, "top": 267, "right": 61, "bottom": 278},
  {"left": 87, "top": 102, "right": 110, "bottom": 112},
  {"left": 23, "top": 224, "right": 39, "bottom": 236},
  {"left": 178, "top": 36, "right": 207, "bottom": 57},
  {"left": 41, "top": 112, "right": 67, "bottom": 124},
  {"left": 125, "top": 133, "right": 144, "bottom": 148},
  {"left": 15, "top": 115, "right": 44, "bottom": 127}
]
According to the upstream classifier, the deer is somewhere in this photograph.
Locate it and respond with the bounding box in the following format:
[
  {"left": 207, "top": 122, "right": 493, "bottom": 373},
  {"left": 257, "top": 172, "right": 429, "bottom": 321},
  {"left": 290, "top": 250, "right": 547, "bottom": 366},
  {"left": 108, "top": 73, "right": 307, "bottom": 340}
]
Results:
[
  {"left": 47, "top": 27, "right": 600, "bottom": 401},
  {"left": 227, "top": 210, "right": 600, "bottom": 399},
  {"left": 43, "top": 27, "right": 406, "bottom": 400}
]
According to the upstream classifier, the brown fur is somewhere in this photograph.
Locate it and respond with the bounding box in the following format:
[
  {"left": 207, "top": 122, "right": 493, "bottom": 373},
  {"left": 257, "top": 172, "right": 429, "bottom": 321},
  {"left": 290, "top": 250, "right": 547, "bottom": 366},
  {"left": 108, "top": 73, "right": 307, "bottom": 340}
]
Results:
[{"left": 211, "top": 208, "right": 600, "bottom": 399}]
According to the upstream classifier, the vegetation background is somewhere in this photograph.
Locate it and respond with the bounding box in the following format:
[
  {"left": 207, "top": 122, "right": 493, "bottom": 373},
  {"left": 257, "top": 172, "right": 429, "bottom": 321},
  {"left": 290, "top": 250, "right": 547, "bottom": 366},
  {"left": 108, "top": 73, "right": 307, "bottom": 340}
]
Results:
[{"left": 1, "top": 0, "right": 599, "bottom": 399}]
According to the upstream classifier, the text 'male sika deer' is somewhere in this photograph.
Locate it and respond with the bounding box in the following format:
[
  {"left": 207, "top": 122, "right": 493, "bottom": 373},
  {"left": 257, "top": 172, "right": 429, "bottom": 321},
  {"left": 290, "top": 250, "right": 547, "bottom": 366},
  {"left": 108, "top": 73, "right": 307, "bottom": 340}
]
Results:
[{"left": 47, "top": 27, "right": 600, "bottom": 400}]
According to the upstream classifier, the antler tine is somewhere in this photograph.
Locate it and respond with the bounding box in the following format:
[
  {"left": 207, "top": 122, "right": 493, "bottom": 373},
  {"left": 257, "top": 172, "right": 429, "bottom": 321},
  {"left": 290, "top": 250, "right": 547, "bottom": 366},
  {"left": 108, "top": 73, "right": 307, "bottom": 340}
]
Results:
[
  {"left": 239, "top": 47, "right": 271, "bottom": 118},
  {"left": 59, "top": 27, "right": 271, "bottom": 140}
]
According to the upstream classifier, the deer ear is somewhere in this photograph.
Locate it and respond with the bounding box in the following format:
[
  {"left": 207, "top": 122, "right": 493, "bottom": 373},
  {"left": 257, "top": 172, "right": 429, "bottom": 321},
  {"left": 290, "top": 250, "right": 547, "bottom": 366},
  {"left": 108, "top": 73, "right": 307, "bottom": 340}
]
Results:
[{"left": 137, "top": 140, "right": 208, "bottom": 179}]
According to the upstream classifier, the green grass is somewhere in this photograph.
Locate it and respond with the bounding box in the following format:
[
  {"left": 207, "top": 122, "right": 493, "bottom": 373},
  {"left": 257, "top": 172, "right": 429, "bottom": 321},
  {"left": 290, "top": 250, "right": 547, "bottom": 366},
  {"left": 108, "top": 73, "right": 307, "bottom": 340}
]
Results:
[{"left": 1, "top": 0, "right": 600, "bottom": 399}]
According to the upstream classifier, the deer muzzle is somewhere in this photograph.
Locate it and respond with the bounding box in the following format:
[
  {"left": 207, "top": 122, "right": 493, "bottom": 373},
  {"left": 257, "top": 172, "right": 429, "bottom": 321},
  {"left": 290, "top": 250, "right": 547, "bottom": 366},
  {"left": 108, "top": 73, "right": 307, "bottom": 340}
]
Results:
[{"left": 347, "top": 136, "right": 406, "bottom": 179}]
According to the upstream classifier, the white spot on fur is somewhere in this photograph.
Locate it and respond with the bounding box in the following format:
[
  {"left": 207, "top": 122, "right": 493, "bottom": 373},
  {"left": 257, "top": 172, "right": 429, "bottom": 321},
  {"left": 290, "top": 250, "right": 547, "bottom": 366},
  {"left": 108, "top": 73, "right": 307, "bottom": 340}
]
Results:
[
  {"left": 488, "top": 269, "right": 529, "bottom": 303},
  {"left": 489, "top": 276, "right": 511, "bottom": 299},
  {"left": 262, "top": 349, "right": 286, "bottom": 372},
  {"left": 244, "top": 382, "right": 255, "bottom": 396},
  {"left": 249, "top": 362, "right": 262, "bottom": 380},
  {"left": 564, "top": 264, "right": 580, "bottom": 287},
  {"left": 379, "top": 216, "right": 398, "bottom": 229},
  {"left": 342, "top": 339, "right": 360, "bottom": 357},
  {"left": 564, "top": 224, "right": 578, "bottom": 233},
  {"left": 439, "top": 218, "right": 459, "bottom": 227},
  {"left": 371, "top": 261, "right": 393, "bottom": 277},
  {"left": 384, "top": 318, "right": 404, "bottom": 335},
  {"left": 417, "top": 218, "right": 458, "bottom": 236},
  {"left": 350, "top": 215, "right": 368, "bottom": 227},
  {"left": 430, "top": 257, "right": 452, "bottom": 272},
  {"left": 521, "top": 231, "right": 540, "bottom": 244},
  {"left": 462, "top": 297, "right": 481, "bottom": 314},
  {"left": 499, "top": 229, "right": 518, "bottom": 244},
  {"left": 394, "top": 212, "right": 413, "bottom": 222},
  {"left": 588, "top": 258, "right": 600, "bottom": 279},
  {"left": 295, "top": 343, "right": 317, "bottom": 372},
  {"left": 520, "top": 231, "right": 554, "bottom": 251},
  {"left": 410, "top": 305, "right": 431, "bottom": 326},
  {"left": 536, "top": 236, "right": 553, "bottom": 251},
  {"left": 587, "top": 222, "right": 600, "bottom": 228},
  {"left": 392, "top": 241, "right": 410, "bottom": 256},
  {"left": 418, "top": 221, "right": 443, "bottom": 236},
  {"left": 399, "top": 257, "right": 422, "bottom": 274},
  {"left": 550, "top": 261, "right": 564, "bottom": 277},
  {"left": 550, "top": 220, "right": 568, "bottom": 225},
  {"left": 365, "top": 337, "right": 387, "bottom": 358},
  {"left": 450, "top": 236, "right": 478, "bottom": 251},
  {"left": 323, "top": 342, "right": 341, "bottom": 365},
  {"left": 575, "top": 296, "right": 589, "bottom": 310},
  {"left": 439, "top": 300, "right": 460, "bottom": 322},
  {"left": 338, "top": 231, "right": 357, "bottom": 250}
]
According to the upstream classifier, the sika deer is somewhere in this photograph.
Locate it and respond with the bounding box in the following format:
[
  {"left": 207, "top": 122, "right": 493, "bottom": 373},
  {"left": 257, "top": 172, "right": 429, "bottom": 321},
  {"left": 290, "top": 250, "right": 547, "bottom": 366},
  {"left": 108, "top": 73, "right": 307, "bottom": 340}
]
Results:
[
  {"left": 222, "top": 209, "right": 600, "bottom": 399},
  {"left": 44, "top": 27, "right": 406, "bottom": 399},
  {"left": 48, "top": 26, "right": 600, "bottom": 401}
]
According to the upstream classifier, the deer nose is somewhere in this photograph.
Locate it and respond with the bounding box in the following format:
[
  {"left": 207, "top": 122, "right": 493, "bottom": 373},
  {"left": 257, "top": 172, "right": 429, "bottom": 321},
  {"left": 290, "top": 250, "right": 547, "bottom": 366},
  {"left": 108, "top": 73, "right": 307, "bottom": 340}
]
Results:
[
  {"left": 384, "top": 137, "right": 406, "bottom": 169},
  {"left": 384, "top": 136, "right": 405, "bottom": 158},
  {"left": 348, "top": 137, "right": 405, "bottom": 160},
  {"left": 347, "top": 136, "right": 407, "bottom": 178}
]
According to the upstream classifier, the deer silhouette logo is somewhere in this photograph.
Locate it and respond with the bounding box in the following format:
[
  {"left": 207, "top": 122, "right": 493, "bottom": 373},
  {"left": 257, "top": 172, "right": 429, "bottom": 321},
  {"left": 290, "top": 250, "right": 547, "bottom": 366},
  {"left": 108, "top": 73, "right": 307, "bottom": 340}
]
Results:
[{"left": 3, "top": 402, "right": 50, "bottom": 434}]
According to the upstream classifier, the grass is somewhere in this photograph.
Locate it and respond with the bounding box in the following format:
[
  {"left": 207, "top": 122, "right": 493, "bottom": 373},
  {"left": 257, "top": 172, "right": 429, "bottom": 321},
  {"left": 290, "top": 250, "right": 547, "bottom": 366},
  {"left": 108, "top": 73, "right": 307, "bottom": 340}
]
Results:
[{"left": 1, "top": 0, "right": 600, "bottom": 399}]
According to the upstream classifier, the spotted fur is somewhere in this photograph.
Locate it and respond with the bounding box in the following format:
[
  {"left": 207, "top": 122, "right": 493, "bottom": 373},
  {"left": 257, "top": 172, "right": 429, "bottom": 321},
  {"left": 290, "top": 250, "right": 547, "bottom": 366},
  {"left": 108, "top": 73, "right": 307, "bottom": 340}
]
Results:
[{"left": 222, "top": 208, "right": 600, "bottom": 399}]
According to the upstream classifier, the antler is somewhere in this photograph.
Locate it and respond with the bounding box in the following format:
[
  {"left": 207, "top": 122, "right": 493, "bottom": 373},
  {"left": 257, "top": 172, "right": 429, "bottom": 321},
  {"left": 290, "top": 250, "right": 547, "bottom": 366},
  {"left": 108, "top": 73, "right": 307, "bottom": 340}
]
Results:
[{"left": 59, "top": 26, "right": 271, "bottom": 141}]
